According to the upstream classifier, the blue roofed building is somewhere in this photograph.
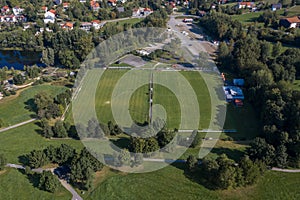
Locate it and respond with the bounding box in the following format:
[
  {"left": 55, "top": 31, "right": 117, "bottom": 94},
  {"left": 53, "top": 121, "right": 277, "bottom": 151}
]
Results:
[
  {"left": 233, "top": 78, "right": 245, "bottom": 86},
  {"left": 223, "top": 86, "right": 244, "bottom": 102}
]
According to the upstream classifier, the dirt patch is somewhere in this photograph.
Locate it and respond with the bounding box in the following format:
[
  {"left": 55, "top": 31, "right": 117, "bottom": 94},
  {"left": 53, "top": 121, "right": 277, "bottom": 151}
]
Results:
[{"left": 118, "top": 54, "right": 147, "bottom": 68}]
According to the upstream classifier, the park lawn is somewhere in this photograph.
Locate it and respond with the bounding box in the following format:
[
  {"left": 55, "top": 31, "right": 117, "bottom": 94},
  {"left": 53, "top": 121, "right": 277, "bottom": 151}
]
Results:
[
  {"left": 0, "top": 84, "right": 67, "bottom": 127},
  {"left": 231, "top": 11, "right": 264, "bottom": 24},
  {"left": 87, "top": 164, "right": 300, "bottom": 200},
  {"left": 0, "top": 168, "right": 71, "bottom": 200},
  {"left": 0, "top": 122, "right": 83, "bottom": 164},
  {"left": 87, "top": 164, "right": 220, "bottom": 200},
  {"left": 220, "top": 171, "right": 300, "bottom": 200},
  {"left": 107, "top": 18, "right": 143, "bottom": 27}
]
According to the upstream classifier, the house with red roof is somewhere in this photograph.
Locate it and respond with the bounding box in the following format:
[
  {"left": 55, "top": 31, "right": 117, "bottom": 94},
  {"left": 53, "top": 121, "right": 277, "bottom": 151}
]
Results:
[
  {"left": 1, "top": 5, "right": 10, "bottom": 14},
  {"left": 41, "top": 6, "right": 48, "bottom": 13},
  {"left": 237, "top": 2, "right": 255, "bottom": 9},
  {"left": 62, "top": 22, "right": 74, "bottom": 30},
  {"left": 63, "top": 3, "right": 70, "bottom": 9},
  {"left": 108, "top": 0, "right": 117, "bottom": 7},
  {"left": 90, "top": 1, "right": 100, "bottom": 11},
  {"left": 280, "top": 16, "right": 300, "bottom": 28}
]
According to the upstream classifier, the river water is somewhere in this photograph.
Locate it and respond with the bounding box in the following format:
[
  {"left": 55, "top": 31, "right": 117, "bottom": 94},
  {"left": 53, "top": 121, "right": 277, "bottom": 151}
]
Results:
[{"left": 0, "top": 50, "right": 45, "bottom": 69}]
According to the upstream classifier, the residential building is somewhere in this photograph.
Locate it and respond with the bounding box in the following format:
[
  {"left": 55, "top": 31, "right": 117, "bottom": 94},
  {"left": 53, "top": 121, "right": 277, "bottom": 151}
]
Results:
[
  {"left": 44, "top": 11, "right": 55, "bottom": 23},
  {"left": 237, "top": 2, "right": 255, "bottom": 9},
  {"left": 62, "top": 22, "right": 74, "bottom": 30},
  {"left": 108, "top": 0, "right": 117, "bottom": 6},
  {"left": 12, "top": 6, "right": 24, "bottom": 16},
  {"left": 279, "top": 16, "right": 300, "bottom": 28},
  {"left": 271, "top": 3, "right": 282, "bottom": 11},
  {"left": 54, "top": 0, "right": 62, "bottom": 5},
  {"left": 90, "top": 0, "right": 100, "bottom": 11},
  {"left": 80, "top": 22, "right": 93, "bottom": 31},
  {"left": 1, "top": 5, "right": 10, "bottom": 14}
]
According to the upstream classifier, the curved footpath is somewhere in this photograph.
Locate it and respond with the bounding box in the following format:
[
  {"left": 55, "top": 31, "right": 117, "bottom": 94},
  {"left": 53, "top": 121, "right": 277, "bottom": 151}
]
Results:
[
  {"left": 271, "top": 167, "right": 300, "bottom": 173},
  {"left": 0, "top": 118, "right": 37, "bottom": 133}
]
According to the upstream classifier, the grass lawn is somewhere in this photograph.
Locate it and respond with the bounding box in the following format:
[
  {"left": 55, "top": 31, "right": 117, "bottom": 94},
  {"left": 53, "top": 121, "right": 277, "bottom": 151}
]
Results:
[
  {"left": 222, "top": 102, "right": 261, "bottom": 140},
  {"left": 0, "top": 122, "right": 83, "bottom": 164},
  {"left": 291, "top": 79, "right": 300, "bottom": 91},
  {"left": 86, "top": 165, "right": 300, "bottom": 200},
  {"left": 231, "top": 10, "right": 284, "bottom": 25},
  {"left": 107, "top": 18, "right": 144, "bottom": 27},
  {"left": 87, "top": 164, "right": 220, "bottom": 200},
  {"left": 0, "top": 168, "right": 71, "bottom": 200},
  {"left": 231, "top": 11, "right": 264, "bottom": 24},
  {"left": 286, "top": 5, "right": 300, "bottom": 17},
  {"left": 220, "top": 171, "right": 300, "bottom": 200},
  {"left": 0, "top": 84, "right": 67, "bottom": 127}
]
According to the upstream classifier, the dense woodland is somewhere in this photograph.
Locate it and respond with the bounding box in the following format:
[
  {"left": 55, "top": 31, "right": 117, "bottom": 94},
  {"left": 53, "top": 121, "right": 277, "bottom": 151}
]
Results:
[{"left": 200, "top": 12, "right": 300, "bottom": 169}]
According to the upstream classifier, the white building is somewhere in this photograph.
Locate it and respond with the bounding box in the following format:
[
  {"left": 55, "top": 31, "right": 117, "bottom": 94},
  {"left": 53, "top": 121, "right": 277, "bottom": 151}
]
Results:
[
  {"left": 44, "top": 11, "right": 55, "bottom": 24},
  {"left": 12, "top": 7, "right": 24, "bottom": 16}
]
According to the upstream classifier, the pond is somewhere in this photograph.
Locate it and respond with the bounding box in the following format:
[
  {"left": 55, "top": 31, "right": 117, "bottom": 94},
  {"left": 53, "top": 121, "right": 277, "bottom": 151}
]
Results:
[{"left": 0, "top": 50, "right": 45, "bottom": 70}]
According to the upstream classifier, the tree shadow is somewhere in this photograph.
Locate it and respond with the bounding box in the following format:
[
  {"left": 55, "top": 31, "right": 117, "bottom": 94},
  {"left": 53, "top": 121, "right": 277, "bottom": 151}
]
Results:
[
  {"left": 171, "top": 162, "right": 216, "bottom": 190},
  {"left": 24, "top": 98, "right": 37, "bottom": 113},
  {"left": 210, "top": 147, "right": 244, "bottom": 162},
  {"left": 18, "top": 155, "right": 29, "bottom": 166},
  {"left": 17, "top": 168, "right": 41, "bottom": 188},
  {"left": 110, "top": 137, "right": 131, "bottom": 149}
]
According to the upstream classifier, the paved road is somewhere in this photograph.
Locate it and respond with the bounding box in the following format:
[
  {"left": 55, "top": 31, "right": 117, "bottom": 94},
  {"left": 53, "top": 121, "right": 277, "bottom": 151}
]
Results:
[
  {"left": 0, "top": 118, "right": 37, "bottom": 133},
  {"left": 6, "top": 163, "right": 82, "bottom": 200}
]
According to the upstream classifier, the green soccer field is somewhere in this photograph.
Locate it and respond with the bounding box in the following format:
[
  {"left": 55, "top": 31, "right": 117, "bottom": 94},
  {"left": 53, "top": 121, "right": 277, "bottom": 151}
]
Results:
[{"left": 94, "top": 69, "right": 211, "bottom": 130}]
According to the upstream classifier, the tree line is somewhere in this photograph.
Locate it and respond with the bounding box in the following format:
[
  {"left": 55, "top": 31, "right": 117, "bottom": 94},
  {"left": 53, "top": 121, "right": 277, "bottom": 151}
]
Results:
[{"left": 215, "top": 14, "right": 300, "bottom": 168}]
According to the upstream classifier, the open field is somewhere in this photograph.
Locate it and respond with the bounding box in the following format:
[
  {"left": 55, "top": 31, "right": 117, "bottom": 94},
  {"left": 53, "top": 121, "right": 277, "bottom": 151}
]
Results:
[
  {"left": 231, "top": 10, "right": 284, "bottom": 25},
  {"left": 0, "top": 168, "right": 71, "bottom": 200},
  {"left": 220, "top": 171, "right": 300, "bottom": 200},
  {"left": 0, "top": 122, "right": 83, "bottom": 164},
  {"left": 86, "top": 165, "right": 300, "bottom": 200},
  {"left": 106, "top": 18, "right": 144, "bottom": 27},
  {"left": 0, "top": 84, "right": 67, "bottom": 127}
]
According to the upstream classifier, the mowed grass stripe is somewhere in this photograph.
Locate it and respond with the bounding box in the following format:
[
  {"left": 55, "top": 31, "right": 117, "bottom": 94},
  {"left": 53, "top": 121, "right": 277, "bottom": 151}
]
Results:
[
  {"left": 129, "top": 84, "right": 149, "bottom": 124},
  {"left": 95, "top": 69, "right": 128, "bottom": 124},
  {"left": 153, "top": 84, "right": 180, "bottom": 129},
  {"left": 180, "top": 71, "right": 211, "bottom": 129}
]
